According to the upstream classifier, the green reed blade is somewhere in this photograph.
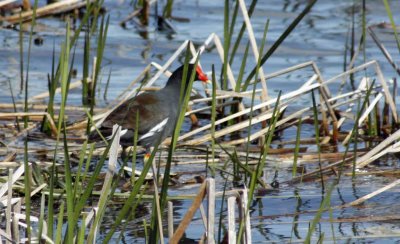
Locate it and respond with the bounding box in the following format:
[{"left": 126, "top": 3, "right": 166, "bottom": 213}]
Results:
[
  {"left": 382, "top": 0, "right": 400, "bottom": 53},
  {"left": 54, "top": 201, "right": 65, "bottom": 244},
  {"left": 293, "top": 117, "right": 302, "bottom": 177}
]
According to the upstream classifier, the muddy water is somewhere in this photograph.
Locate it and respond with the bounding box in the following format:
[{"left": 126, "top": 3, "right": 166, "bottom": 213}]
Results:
[{"left": 1, "top": 0, "right": 400, "bottom": 242}]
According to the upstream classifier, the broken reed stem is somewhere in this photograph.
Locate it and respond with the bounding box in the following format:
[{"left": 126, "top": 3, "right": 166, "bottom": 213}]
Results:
[
  {"left": 170, "top": 181, "right": 207, "bottom": 243},
  {"left": 0, "top": 112, "right": 58, "bottom": 136},
  {"left": 0, "top": 103, "right": 102, "bottom": 112},
  {"left": 341, "top": 178, "right": 400, "bottom": 208},
  {"left": 168, "top": 201, "right": 174, "bottom": 239},
  {"left": 1, "top": 0, "right": 95, "bottom": 24}
]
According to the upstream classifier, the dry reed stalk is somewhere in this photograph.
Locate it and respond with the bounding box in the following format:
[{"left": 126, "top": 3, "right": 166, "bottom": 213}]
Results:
[
  {"left": 188, "top": 94, "right": 244, "bottom": 104},
  {"left": 0, "top": 103, "right": 102, "bottom": 112},
  {"left": 188, "top": 106, "right": 199, "bottom": 125},
  {"left": 206, "top": 179, "right": 215, "bottom": 244},
  {"left": 168, "top": 201, "right": 174, "bottom": 239},
  {"left": 119, "top": 8, "right": 142, "bottom": 26},
  {"left": 299, "top": 151, "right": 364, "bottom": 161},
  {"left": 211, "top": 35, "right": 239, "bottom": 91},
  {"left": 356, "top": 139, "right": 400, "bottom": 168},
  {"left": 246, "top": 61, "right": 314, "bottom": 86},
  {"left": 342, "top": 178, "right": 400, "bottom": 208},
  {"left": 331, "top": 120, "right": 338, "bottom": 143},
  {"left": 185, "top": 101, "right": 239, "bottom": 117},
  {"left": 192, "top": 33, "right": 216, "bottom": 61},
  {"left": 242, "top": 189, "right": 252, "bottom": 244},
  {"left": 114, "top": 64, "right": 152, "bottom": 101},
  {"left": 326, "top": 60, "right": 397, "bottom": 122},
  {"left": 274, "top": 137, "right": 322, "bottom": 146},
  {"left": 238, "top": 0, "right": 269, "bottom": 101},
  {"left": 1, "top": 0, "right": 95, "bottom": 24},
  {"left": 374, "top": 61, "right": 398, "bottom": 122},
  {"left": 0, "top": 229, "right": 12, "bottom": 243},
  {"left": 180, "top": 93, "right": 293, "bottom": 141},
  {"left": 81, "top": 126, "right": 121, "bottom": 242},
  {"left": 331, "top": 78, "right": 372, "bottom": 130},
  {"left": 0, "top": 164, "right": 26, "bottom": 199},
  {"left": 197, "top": 35, "right": 248, "bottom": 111},
  {"left": 368, "top": 26, "right": 400, "bottom": 75},
  {"left": 16, "top": 213, "right": 53, "bottom": 243},
  {"left": 21, "top": 0, "right": 30, "bottom": 11},
  {"left": 227, "top": 196, "right": 236, "bottom": 243},
  {"left": 344, "top": 170, "right": 400, "bottom": 176},
  {"left": 0, "top": 112, "right": 58, "bottom": 136},
  {"left": 287, "top": 154, "right": 358, "bottom": 184},
  {"left": 185, "top": 105, "right": 287, "bottom": 145},
  {"left": 145, "top": 41, "right": 189, "bottom": 89},
  {"left": 12, "top": 200, "right": 20, "bottom": 243},
  {"left": 199, "top": 204, "right": 208, "bottom": 230},
  {"left": 19, "top": 183, "right": 47, "bottom": 205},
  {"left": 0, "top": 0, "right": 17, "bottom": 8},
  {"left": 0, "top": 114, "right": 60, "bottom": 122},
  {"left": 68, "top": 111, "right": 108, "bottom": 131},
  {"left": 205, "top": 88, "right": 263, "bottom": 99},
  {"left": 357, "top": 139, "right": 400, "bottom": 167},
  {"left": 309, "top": 63, "right": 337, "bottom": 127},
  {"left": 342, "top": 92, "right": 383, "bottom": 145},
  {"left": 5, "top": 169, "right": 12, "bottom": 243},
  {"left": 170, "top": 181, "right": 207, "bottom": 243},
  {"left": 87, "top": 125, "right": 121, "bottom": 242},
  {"left": 321, "top": 215, "right": 400, "bottom": 223},
  {"left": 0, "top": 191, "right": 31, "bottom": 206},
  {"left": 1, "top": 152, "right": 17, "bottom": 162},
  {"left": 214, "top": 64, "right": 388, "bottom": 146},
  {"left": 157, "top": 159, "right": 221, "bottom": 167},
  {"left": 178, "top": 74, "right": 319, "bottom": 142},
  {"left": 29, "top": 79, "right": 86, "bottom": 102}
]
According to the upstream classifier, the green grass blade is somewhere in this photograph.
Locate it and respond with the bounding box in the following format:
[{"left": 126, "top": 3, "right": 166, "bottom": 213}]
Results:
[
  {"left": 222, "top": 0, "right": 230, "bottom": 91},
  {"left": 305, "top": 184, "right": 334, "bottom": 243},
  {"left": 210, "top": 65, "right": 217, "bottom": 175},
  {"left": 382, "top": 0, "right": 400, "bottom": 53},
  {"left": 293, "top": 117, "right": 302, "bottom": 177},
  {"left": 163, "top": 0, "right": 174, "bottom": 18},
  {"left": 235, "top": 41, "right": 250, "bottom": 92},
  {"left": 21, "top": 1, "right": 39, "bottom": 241},
  {"left": 54, "top": 201, "right": 65, "bottom": 244}
]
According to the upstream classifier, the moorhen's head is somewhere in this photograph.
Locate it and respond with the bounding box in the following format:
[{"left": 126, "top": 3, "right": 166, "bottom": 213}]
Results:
[{"left": 166, "top": 64, "right": 210, "bottom": 88}]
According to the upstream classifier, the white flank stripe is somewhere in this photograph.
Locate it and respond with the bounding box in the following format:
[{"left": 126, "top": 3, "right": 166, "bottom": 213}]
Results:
[
  {"left": 120, "top": 129, "right": 128, "bottom": 137},
  {"left": 106, "top": 128, "right": 128, "bottom": 140},
  {"left": 138, "top": 117, "right": 169, "bottom": 141}
]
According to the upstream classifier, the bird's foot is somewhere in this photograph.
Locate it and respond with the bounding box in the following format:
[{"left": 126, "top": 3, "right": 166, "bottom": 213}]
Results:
[{"left": 144, "top": 153, "right": 151, "bottom": 161}]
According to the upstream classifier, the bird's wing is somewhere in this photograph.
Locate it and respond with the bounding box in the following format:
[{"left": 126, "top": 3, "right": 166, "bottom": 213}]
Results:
[{"left": 101, "top": 92, "right": 172, "bottom": 135}]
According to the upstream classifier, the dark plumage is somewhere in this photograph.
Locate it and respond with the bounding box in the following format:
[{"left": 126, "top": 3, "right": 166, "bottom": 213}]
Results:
[{"left": 88, "top": 64, "right": 209, "bottom": 151}]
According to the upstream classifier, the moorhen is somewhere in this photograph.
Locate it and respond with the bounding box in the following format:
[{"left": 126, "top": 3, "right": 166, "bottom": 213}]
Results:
[{"left": 89, "top": 64, "right": 209, "bottom": 157}]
